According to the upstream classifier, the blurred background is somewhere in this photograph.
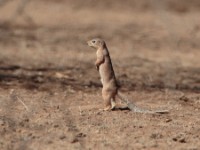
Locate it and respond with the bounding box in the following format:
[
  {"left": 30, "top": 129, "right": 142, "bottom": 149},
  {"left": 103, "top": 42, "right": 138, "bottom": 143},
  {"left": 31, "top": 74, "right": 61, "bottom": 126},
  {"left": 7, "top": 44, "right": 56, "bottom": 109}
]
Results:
[
  {"left": 0, "top": 1, "right": 200, "bottom": 150},
  {"left": 0, "top": 0, "right": 199, "bottom": 91}
]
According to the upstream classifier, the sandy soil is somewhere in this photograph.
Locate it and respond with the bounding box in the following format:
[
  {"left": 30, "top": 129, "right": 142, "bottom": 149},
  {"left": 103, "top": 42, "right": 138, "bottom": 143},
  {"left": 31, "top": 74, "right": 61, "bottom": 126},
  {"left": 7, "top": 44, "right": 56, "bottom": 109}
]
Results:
[{"left": 0, "top": 0, "right": 200, "bottom": 149}]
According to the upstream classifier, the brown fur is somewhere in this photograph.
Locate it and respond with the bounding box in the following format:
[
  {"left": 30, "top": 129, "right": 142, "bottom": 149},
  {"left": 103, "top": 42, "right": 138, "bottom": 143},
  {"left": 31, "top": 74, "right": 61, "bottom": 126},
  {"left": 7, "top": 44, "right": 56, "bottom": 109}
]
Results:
[
  {"left": 87, "top": 38, "right": 169, "bottom": 113},
  {"left": 87, "top": 38, "right": 118, "bottom": 110}
]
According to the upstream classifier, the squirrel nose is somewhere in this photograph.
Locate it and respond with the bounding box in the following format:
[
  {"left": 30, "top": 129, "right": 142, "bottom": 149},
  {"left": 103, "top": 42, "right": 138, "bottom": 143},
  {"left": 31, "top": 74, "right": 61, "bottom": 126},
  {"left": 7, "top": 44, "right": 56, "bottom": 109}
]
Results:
[{"left": 87, "top": 40, "right": 91, "bottom": 46}]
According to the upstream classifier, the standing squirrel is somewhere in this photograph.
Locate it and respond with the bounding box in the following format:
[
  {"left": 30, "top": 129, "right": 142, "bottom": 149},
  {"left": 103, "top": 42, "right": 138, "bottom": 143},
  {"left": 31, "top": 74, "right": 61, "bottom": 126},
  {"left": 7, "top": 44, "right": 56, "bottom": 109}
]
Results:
[{"left": 87, "top": 38, "right": 168, "bottom": 113}]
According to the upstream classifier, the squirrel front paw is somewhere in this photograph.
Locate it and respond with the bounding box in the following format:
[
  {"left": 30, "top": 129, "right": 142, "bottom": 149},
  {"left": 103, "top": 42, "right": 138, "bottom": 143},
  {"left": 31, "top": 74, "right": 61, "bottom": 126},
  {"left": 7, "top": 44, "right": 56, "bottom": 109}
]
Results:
[{"left": 95, "top": 65, "right": 99, "bottom": 70}]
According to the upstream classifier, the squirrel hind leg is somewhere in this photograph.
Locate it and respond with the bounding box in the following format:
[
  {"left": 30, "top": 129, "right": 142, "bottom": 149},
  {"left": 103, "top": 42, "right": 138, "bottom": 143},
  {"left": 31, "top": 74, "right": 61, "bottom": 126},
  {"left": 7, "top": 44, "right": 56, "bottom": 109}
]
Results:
[
  {"left": 103, "top": 98, "right": 116, "bottom": 111},
  {"left": 102, "top": 93, "right": 114, "bottom": 111},
  {"left": 111, "top": 98, "right": 116, "bottom": 110}
]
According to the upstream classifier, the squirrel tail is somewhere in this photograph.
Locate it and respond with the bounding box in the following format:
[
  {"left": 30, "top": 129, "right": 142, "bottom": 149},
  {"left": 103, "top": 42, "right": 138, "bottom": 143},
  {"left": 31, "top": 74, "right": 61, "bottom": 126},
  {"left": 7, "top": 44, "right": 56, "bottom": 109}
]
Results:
[
  {"left": 117, "top": 92, "right": 155, "bottom": 113},
  {"left": 116, "top": 92, "right": 130, "bottom": 105},
  {"left": 117, "top": 92, "right": 169, "bottom": 114}
]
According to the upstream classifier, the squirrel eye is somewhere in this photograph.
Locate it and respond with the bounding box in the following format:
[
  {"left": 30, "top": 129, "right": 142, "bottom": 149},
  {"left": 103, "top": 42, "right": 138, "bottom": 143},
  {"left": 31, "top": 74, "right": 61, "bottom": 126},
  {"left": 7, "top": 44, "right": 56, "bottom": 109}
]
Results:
[{"left": 92, "top": 40, "right": 96, "bottom": 43}]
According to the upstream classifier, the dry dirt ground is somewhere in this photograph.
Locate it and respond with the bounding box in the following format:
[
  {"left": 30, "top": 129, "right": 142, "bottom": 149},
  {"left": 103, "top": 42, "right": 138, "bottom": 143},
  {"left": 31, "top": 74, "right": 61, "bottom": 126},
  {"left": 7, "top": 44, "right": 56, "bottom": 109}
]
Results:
[{"left": 0, "top": 0, "right": 200, "bottom": 149}]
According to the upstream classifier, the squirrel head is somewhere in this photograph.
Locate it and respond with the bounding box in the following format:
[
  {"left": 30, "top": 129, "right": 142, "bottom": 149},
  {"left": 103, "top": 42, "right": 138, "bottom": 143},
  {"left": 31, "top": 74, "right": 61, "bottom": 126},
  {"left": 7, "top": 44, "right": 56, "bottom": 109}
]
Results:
[{"left": 87, "top": 38, "right": 106, "bottom": 49}]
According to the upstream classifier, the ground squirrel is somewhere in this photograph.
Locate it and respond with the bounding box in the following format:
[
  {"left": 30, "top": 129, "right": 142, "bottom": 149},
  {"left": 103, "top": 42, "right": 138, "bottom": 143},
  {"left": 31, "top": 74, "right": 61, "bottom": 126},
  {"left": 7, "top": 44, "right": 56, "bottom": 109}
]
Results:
[{"left": 87, "top": 38, "right": 168, "bottom": 113}]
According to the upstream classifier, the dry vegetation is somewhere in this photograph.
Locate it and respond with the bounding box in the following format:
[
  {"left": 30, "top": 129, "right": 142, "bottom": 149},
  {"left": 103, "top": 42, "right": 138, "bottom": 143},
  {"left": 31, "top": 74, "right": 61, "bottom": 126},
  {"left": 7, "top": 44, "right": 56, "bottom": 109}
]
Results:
[{"left": 0, "top": 0, "right": 200, "bottom": 150}]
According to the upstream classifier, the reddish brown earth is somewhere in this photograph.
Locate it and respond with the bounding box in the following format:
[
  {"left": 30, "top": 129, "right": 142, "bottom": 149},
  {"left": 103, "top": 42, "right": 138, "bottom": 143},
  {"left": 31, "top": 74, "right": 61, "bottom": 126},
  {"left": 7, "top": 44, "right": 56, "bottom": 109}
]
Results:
[{"left": 0, "top": 0, "right": 200, "bottom": 149}]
